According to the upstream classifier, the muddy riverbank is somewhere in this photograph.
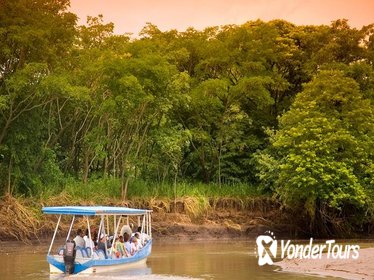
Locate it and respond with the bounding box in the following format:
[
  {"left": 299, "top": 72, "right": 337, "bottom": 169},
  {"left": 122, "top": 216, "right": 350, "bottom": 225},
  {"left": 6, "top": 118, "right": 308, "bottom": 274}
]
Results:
[
  {"left": 0, "top": 194, "right": 293, "bottom": 242},
  {"left": 1, "top": 194, "right": 372, "bottom": 242}
]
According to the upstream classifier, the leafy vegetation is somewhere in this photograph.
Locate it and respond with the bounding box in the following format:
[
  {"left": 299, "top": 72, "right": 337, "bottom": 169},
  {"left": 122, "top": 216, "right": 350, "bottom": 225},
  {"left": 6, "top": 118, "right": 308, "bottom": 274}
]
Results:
[
  {"left": 1, "top": 0, "right": 374, "bottom": 235},
  {"left": 257, "top": 70, "right": 374, "bottom": 234}
]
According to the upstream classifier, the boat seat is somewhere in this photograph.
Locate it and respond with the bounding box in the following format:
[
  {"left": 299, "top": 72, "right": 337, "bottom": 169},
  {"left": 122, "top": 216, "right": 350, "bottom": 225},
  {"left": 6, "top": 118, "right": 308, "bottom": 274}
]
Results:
[
  {"left": 86, "top": 247, "right": 92, "bottom": 257},
  {"left": 80, "top": 247, "right": 88, "bottom": 258},
  {"left": 92, "top": 251, "right": 99, "bottom": 259},
  {"left": 96, "top": 249, "right": 106, "bottom": 259},
  {"left": 75, "top": 247, "right": 83, "bottom": 258}
]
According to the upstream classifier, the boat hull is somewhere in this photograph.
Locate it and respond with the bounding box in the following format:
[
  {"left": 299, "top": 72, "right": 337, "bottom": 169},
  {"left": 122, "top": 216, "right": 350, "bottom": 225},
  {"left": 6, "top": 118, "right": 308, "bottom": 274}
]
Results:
[{"left": 48, "top": 239, "right": 152, "bottom": 275}]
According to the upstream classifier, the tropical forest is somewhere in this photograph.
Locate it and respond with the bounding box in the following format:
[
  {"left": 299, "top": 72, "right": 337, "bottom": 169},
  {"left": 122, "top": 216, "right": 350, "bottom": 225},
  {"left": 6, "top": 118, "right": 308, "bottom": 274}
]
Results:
[{"left": 1, "top": 0, "right": 374, "bottom": 240}]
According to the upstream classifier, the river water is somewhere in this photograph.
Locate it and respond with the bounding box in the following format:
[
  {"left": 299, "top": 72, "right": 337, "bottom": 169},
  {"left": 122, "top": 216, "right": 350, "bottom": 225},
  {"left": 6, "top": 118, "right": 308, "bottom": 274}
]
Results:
[{"left": 0, "top": 239, "right": 372, "bottom": 280}]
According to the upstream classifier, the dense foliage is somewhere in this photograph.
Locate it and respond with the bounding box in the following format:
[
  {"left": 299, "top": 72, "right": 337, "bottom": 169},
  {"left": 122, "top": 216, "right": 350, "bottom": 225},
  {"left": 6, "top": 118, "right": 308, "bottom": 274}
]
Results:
[{"left": 1, "top": 0, "right": 374, "bottom": 234}]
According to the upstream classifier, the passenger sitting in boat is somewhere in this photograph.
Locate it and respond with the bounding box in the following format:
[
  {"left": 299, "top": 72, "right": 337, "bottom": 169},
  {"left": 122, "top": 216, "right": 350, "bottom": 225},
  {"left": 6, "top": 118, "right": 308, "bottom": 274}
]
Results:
[
  {"left": 114, "top": 236, "right": 126, "bottom": 258},
  {"left": 112, "top": 237, "right": 120, "bottom": 258},
  {"left": 83, "top": 229, "right": 95, "bottom": 250},
  {"left": 120, "top": 235, "right": 130, "bottom": 257},
  {"left": 123, "top": 233, "right": 133, "bottom": 256},
  {"left": 106, "top": 236, "right": 112, "bottom": 249},
  {"left": 129, "top": 229, "right": 140, "bottom": 242},
  {"left": 97, "top": 233, "right": 108, "bottom": 258},
  {"left": 135, "top": 227, "right": 150, "bottom": 245},
  {"left": 134, "top": 232, "right": 143, "bottom": 249},
  {"left": 131, "top": 237, "right": 140, "bottom": 254},
  {"left": 73, "top": 228, "right": 85, "bottom": 248}
]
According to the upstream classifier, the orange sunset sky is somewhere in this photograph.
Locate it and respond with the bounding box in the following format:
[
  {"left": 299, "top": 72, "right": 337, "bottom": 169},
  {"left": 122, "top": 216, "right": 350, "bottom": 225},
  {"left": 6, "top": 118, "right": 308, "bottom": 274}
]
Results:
[{"left": 70, "top": 0, "right": 374, "bottom": 35}]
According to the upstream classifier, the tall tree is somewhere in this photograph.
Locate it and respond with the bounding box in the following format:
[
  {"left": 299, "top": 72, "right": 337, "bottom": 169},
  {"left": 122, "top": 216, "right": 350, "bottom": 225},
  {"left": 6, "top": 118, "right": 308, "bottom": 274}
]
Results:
[{"left": 257, "top": 70, "right": 374, "bottom": 235}]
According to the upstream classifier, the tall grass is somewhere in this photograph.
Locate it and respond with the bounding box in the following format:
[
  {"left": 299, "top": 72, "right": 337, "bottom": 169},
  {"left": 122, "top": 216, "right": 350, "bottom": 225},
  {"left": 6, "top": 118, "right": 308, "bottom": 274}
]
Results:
[
  {"left": 27, "top": 178, "right": 262, "bottom": 203},
  {"left": 52, "top": 177, "right": 262, "bottom": 201},
  {"left": 128, "top": 179, "right": 260, "bottom": 198},
  {"left": 63, "top": 177, "right": 121, "bottom": 202}
]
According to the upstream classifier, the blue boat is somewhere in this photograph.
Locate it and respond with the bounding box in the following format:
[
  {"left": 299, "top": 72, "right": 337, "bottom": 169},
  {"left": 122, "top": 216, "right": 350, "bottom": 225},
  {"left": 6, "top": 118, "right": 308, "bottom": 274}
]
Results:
[{"left": 42, "top": 206, "right": 153, "bottom": 275}]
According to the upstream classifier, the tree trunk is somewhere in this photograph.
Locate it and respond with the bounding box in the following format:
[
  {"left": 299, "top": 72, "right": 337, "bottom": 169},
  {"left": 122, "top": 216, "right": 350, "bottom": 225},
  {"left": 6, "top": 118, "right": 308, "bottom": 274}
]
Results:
[
  {"left": 173, "top": 165, "right": 178, "bottom": 213},
  {"left": 120, "top": 167, "right": 130, "bottom": 201},
  {"left": 120, "top": 160, "right": 126, "bottom": 200},
  {"left": 123, "top": 177, "right": 130, "bottom": 201},
  {"left": 82, "top": 152, "right": 89, "bottom": 184},
  {"left": 7, "top": 156, "right": 13, "bottom": 194},
  {"left": 103, "top": 120, "right": 111, "bottom": 178},
  {"left": 0, "top": 118, "right": 11, "bottom": 146},
  {"left": 218, "top": 143, "right": 222, "bottom": 188},
  {"left": 103, "top": 156, "right": 108, "bottom": 178}
]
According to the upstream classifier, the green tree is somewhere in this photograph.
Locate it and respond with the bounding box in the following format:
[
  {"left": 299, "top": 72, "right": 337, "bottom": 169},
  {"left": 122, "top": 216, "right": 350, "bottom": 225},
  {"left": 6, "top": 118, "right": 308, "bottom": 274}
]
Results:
[{"left": 258, "top": 70, "right": 374, "bottom": 235}]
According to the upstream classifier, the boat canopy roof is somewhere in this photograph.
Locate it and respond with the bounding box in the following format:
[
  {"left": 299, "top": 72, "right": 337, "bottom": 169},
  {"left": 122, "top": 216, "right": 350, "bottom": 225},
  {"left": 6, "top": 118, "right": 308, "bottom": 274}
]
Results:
[{"left": 42, "top": 206, "right": 151, "bottom": 216}]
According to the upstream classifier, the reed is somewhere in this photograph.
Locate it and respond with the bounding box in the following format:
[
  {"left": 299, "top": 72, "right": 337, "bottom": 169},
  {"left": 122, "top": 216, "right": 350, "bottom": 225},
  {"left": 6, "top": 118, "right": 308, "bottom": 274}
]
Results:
[{"left": 0, "top": 194, "right": 40, "bottom": 242}]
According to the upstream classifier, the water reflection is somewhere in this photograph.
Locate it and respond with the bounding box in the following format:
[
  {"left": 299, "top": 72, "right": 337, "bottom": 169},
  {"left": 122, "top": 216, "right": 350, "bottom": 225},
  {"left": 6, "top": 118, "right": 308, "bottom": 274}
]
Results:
[{"left": 49, "top": 265, "right": 200, "bottom": 280}]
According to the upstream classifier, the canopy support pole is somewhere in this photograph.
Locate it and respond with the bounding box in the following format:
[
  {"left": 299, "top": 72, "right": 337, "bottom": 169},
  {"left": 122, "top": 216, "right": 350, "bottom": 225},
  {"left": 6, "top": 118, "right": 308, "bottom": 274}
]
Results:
[
  {"left": 66, "top": 215, "right": 75, "bottom": 241},
  {"left": 110, "top": 215, "right": 122, "bottom": 256},
  {"left": 141, "top": 214, "right": 146, "bottom": 244},
  {"left": 141, "top": 215, "right": 145, "bottom": 234},
  {"left": 101, "top": 215, "right": 108, "bottom": 257},
  {"left": 97, "top": 216, "right": 104, "bottom": 243},
  {"left": 114, "top": 216, "right": 116, "bottom": 237},
  {"left": 86, "top": 216, "right": 94, "bottom": 259},
  {"left": 48, "top": 214, "right": 61, "bottom": 255},
  {"left": 106, "top": 215, "right": 110, "bottom": 236}
]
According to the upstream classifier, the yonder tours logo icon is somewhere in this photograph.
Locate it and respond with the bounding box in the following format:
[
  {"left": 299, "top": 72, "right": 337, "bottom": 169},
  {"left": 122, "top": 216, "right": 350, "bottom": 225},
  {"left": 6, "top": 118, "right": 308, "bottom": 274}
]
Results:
[{"left": 256, "top": 231, "right": 277, "bottom": 266}]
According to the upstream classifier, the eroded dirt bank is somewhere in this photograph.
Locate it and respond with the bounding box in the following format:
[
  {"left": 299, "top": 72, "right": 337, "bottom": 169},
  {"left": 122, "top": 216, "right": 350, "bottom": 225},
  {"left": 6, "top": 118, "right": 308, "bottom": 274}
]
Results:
[
  {"left": 150, "top": 198, "right": 288, "bottom": 240},
  {"left": 0, "top": 194, "right": 291, "bottom": 242}
]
